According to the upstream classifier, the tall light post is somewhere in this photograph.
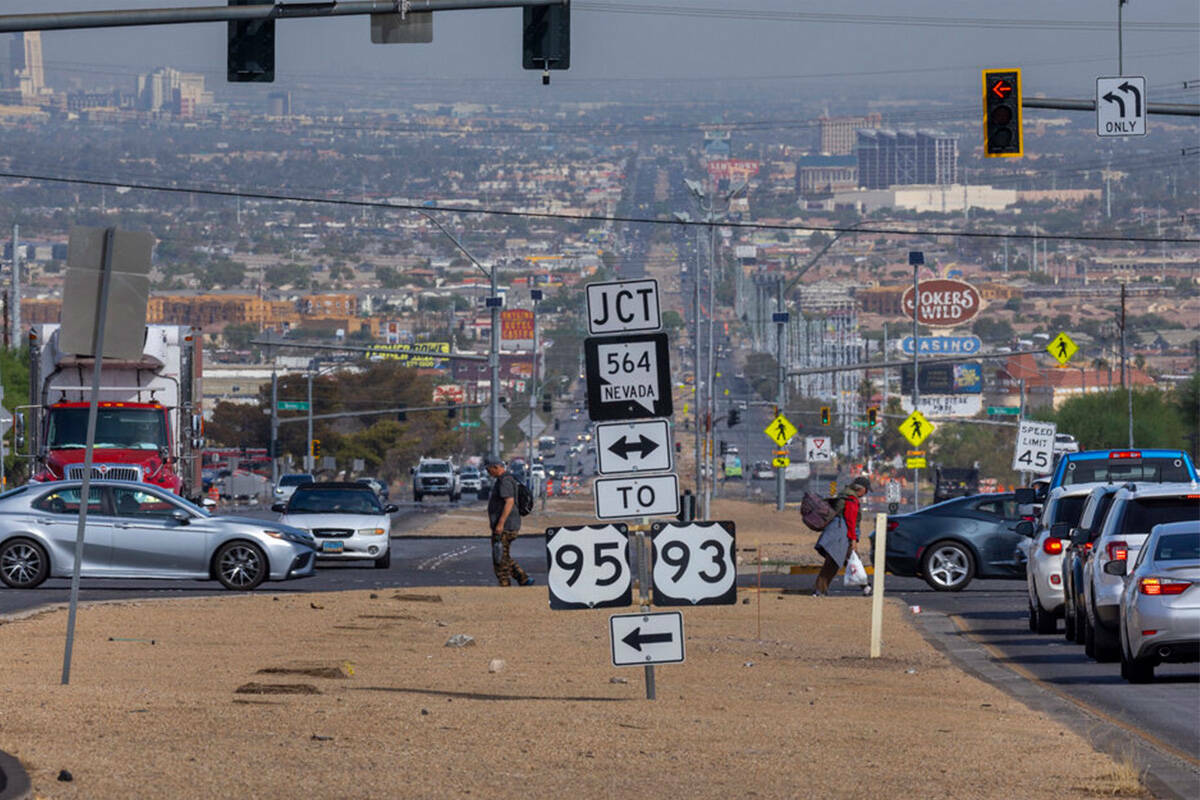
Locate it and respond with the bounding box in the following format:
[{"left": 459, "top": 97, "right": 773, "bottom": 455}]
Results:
[
  {"left": 417, "top": 210, "right": 501, "bottom": 458},
  {"left": 527, "top": 289, "right": 542, "bottom": 471},
  {"left": 909, "top": 250, "right": 923, "bottom": 510}
]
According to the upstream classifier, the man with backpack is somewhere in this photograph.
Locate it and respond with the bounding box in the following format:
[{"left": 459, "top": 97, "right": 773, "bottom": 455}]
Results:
[
  {"left": 484, "top": 455, "right": 534, "bottom": 587},
  {"left": 812, "top": 476, "right": 871, "bottom": 596}
]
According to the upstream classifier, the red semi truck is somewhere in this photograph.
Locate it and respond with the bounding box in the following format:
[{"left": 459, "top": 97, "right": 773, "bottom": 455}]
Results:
[{"left": 24, "top": 323, "right": 204, "bottom": 499}]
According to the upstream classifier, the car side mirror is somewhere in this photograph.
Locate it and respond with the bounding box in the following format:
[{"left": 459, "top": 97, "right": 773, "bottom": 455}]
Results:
[
  {"left": 1070, "top": 528, "right": 1089, "bottom": 546},
  {"left": 384, "top": 504, "right": 398, "bottom": 513},
  {"left": 1103, "top": 559, "right": 1127, "bottom": 576},
  {"left": 1050, "top": 522, "right": 1071, "bottom": 538},
  {"left": 170, "top": 509, "right": 190, "bottom": 525},
  {"left": 1014, "top": 488, "right": 1036, "bottom": 505},
  {"left": 271, "top": 502, "right": 286, "bottom": 513},
  {"left": 1015, "top": 520, "right": 1034, "bottom": 537}
]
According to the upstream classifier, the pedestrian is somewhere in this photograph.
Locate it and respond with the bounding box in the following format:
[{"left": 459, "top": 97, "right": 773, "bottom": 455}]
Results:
[
  {"left": 484, "top": 455, "right": 533, "bottom": 587},
  {"left": 812, "top": 476, "right": 871, "bottom": 596}
]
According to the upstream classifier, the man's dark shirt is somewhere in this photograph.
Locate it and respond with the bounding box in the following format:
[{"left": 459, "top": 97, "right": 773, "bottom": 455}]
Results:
[{"left": 488, "top": 471, "right": 522, "bottom": 532}]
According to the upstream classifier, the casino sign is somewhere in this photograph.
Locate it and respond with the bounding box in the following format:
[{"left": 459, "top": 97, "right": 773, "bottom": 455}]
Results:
[{"left": 901, "top": 279, "right": 982, "bottom": 327}]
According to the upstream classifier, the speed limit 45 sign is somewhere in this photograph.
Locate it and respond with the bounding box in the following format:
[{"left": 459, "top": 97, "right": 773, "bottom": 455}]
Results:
[
  {"left": 1013, "top": 420, "right": 1057, "bottom": 475},
  {"left": 545, "top": 525, "right": 632, "bottom": 610},
  {"left": 650, "top": 521, "right": 737, "bottom": 606}
]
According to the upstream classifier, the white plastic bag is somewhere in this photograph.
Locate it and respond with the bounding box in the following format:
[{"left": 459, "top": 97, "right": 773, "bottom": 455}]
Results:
[{"left": 844, "top": 551, "right": 869, "bottom": 587}]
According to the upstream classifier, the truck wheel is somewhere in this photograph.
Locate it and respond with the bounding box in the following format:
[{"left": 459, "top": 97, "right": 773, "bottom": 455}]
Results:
[{"left": 0, "top": 538, "right": 50, "bottom": 589}]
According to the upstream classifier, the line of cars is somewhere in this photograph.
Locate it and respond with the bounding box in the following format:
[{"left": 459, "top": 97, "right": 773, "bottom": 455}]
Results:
[{"left": 877, "top": 448, "right": 1199, "bottom": 683}]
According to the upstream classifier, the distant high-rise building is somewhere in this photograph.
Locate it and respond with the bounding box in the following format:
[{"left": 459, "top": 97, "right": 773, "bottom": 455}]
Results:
[
  {"left": 4, "top": 32, "right": 46, "bottom": 101},
  {"left": 267, "top": 91, "right": 292, "bottom": 117},
  {"left": 818, "top": 113, "right": 881, "bottom": 155},
  {"left": 856, "top": 129, "right": 957, "bottom": 189},
  {"left": 136, "top": 67, "right": 212, "bottom": 116}
]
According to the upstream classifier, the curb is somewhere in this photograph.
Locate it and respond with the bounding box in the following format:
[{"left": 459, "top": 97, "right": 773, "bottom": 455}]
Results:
[
  {"left": 908, "top": 610, "right": 1200, "bottom": 800},
  {"left": 0, "top": 749, "right": 32, "bottom": 800}
]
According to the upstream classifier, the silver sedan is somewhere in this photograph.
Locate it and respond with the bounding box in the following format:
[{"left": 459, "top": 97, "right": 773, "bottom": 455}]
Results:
[
  {"left": 0, "top": 480, "right": 316, "bottom": 591},
  {"left": 1114, "top": 520, "right": 1200, "bottom": 682}
]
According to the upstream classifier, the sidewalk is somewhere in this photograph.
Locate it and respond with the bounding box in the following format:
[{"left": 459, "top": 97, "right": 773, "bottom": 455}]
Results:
[{"left": 0, "top": 584, "right": 1139, "bottom": 799}]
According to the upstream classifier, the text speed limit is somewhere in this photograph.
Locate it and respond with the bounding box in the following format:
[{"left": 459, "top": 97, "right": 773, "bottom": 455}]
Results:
[
  {"left": 545, "top": 525, "right": 632, "bottom": 610},
  {"left": 650, "top": 521, "right": 737, "bottom": 605}
]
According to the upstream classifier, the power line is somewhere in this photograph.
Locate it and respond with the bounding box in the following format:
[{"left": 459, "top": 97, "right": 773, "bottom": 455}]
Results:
[{"left": 0, "top": 169, "right": 1195, "bottom": 245}]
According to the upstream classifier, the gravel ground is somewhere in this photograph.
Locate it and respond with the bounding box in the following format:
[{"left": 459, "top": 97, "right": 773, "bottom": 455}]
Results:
[{"left": 0, "top": 583, "right": 1142, "bottom": 799}]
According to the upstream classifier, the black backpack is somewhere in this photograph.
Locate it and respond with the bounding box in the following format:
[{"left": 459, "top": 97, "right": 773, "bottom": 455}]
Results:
[{"left": 516, "top": 481, "right": 535, "bottom": 516}]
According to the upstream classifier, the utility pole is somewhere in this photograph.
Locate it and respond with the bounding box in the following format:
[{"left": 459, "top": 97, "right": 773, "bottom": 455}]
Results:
[
  {"left": 693, "top": 224, "right": 703, "bottom": 501},
  {"left": 1121, "top": 282, "right": 1133, "bottom": 447},
  {"left": 706, "top": 208, "right": 716, "bottom": 514},
  {"left": 775, "top": 277, "right": 786, "bottom": 512},
  {"left": 1118, "top": 0, "right": 1127, "bottom": 74},
  {"left": 306, "top": 359, "right": 315, "bottom": 473},
  {"left": 909, "top": 251, "right": 923, "bottom": 510},
  {"left": 527, "top": 289, "right": 542, "bottom": 472},
  {"left": 10, "top": 224, "right": 20, "bottom": 349},
  {"left": 270, "top": 342, "right": 278, "bottom": 486}
]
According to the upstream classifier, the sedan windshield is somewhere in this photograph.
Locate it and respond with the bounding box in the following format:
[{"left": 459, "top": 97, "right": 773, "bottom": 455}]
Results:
[
  {"left": 1154, "top": 532, "right": 1200, "bottom": 561},
  {"left": 288, "top": 489, "right": 383, "bottom": 514}
]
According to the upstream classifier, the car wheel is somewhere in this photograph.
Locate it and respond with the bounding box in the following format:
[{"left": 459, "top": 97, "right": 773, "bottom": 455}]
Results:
[
  {"left": 1027, "top": 597, "right": 1038, "bottom": 632},
  {"left": 214, "top": 541, "right": 267, "bottom": 591},
  {"left": 1063, "top": 591, "right": 1076, "bottom": 642},
  {"left": 374, "top": 547, "right": 391, "bottom": 569},
  {"left": 1092, "top": 620, "right": 1121, "bottom": 663},
  {"left": 1032, "top": 595, "right": 1057, "bottom": 634},
  {"left": 0, "top": 538, "right": 50, "bottom": 589},
  {"left": 1072, "top": 591, "right": 1087, "bottom": 644},
  {"left": 1120, "top": 628, "right": 1155, "bottom": 683},
  {"left": 921, "top": 540, "right": 975, "bottom": 592},
  {"left": 1083, "top": 611, "right": 1097, "bottom": 658}
]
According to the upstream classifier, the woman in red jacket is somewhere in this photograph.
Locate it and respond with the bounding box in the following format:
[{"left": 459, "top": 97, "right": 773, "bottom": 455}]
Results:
[{"left": 813, "top": 476, "right": 870, "bottom": 595}]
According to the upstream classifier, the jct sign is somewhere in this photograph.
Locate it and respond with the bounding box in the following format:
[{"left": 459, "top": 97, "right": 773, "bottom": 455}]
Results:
[{"left": 901, "top": 280, "right": 982, "bottom": 327}]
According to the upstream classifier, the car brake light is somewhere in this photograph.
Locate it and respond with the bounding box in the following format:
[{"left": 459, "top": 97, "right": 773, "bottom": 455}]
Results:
[
  {"left": 1083, "top": 541, "right": 1093, "bottom": 551},
  {"left": 1106, "top": 541, "right": 1128, "bottom": 561},
  {"left": 1139, "top": 578, "right": 1190, "bottom": 596},
  {"left": 887, "top": 520, "right": 899, "bottom": 532},
  {"left": 1043, "top": 537, "right": 1064, "bottom": 555},
  {"left": 1108, "top": 451, "right": 1141, "bottom": 459}
]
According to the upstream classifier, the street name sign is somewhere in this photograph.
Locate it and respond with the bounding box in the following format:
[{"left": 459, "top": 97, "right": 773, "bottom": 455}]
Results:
[
  {"left": 610, "top": 611, "right": 685, "bottom": 666},
  {"left": 805, "top": 436, "right": 833, "bottom": 463},
  {"left": 650, "top": 521, "right": 737, "bottom": 606},
  {"left": 1097, "top": 76, "right": 1146, "bottom": 137},
  {"left": 594, "top": 473, "right": 680, "bottom": 520},
  {"left": 595, "top": 419, "right": 672, "bottom": 475},
  {"left": 584, "top": 332, "right": 673, "bottom": 421},
  {"left": 1013, "top": 420, "right": 1057, "bottom": 475},
  {"left": 899, "top": 410, "right": 934, "bottom": 447},
  {"left": 545, "top": 525, "right": 632, "bottom": 610},
  {"left": 277, "top": 401, "right": 309, "bottom": 411},
  {"left": 763, "top": 413, "right": 797, "bottom": 446},
  {"left": 1047, "top": 332, "right": 1078, "bottom": 366},
  {"left": 586, "top": 278, "right": 661, "bottom": 335},
  {"left": 987, "top": 406, "right": 1020, "bottom": 416}
]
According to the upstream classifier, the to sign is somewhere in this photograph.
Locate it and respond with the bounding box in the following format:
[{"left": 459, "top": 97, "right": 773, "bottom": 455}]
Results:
[
  {"left": 545, "top": 525, "right": 632, "bottom": 610},
  {"left": 650, "top": 521, "right": 737, "bottom": 606},
  {"left": 594, "top": 473, "right": 680, "bottom": 519},
  {"left": 595, "top": 419, "right": 672, "bottom": 475},
  {"left": 610, "top": 611, "right": 684, "bottom": 667},
  {"left": 899, "top": 410, "right": 934, "bottom": 447},
  {"left": 1013, "top": 420, "right": 1057, "bottom": 475},
  {"left": 806, "top": 436, "right": 832, "bottom": 463},
  {"left": 584, "top": 333, "right": 673, "bottom": 421},
  {"left": 764, "top": 413, "right": 797, "bottom": 446},
  {"left": 901, "top": 280, "right": 982, "bottom": 327},
  {"left": 586, "top": 279, "right": 661, "bottom": 335},
  {"left": 1097, "top": 76, "right": 1146, "bottom": 137},
  {"left": 1047, "top": 332, "right": 1077, "bottom": 366}
]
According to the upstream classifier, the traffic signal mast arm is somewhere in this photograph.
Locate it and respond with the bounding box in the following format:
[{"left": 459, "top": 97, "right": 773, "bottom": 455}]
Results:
[{"left": 275, "top": 402, "right": 489, "bottom": 424}]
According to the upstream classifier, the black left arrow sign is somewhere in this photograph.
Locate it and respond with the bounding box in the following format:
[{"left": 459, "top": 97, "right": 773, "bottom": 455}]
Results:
[
  {"left": 622, "top": 626, "right": 673, "bottom": 652},
  {"left": 608, "top": 434, "right": 660, "bottom": 461}
]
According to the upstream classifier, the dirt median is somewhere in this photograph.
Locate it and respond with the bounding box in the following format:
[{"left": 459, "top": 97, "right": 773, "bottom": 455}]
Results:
[{"left": 0, "top": 583, "right": 1142, "bottom": 799}]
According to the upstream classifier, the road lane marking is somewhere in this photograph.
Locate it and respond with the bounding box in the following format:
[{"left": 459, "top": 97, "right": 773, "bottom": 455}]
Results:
[{"left": 416, "top": 544, "right": 478, "bottom": 571}]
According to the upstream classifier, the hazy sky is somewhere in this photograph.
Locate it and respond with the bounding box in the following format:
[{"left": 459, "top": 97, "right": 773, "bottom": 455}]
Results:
[{"left": 5, "top": 1, "right": 1199, "bottom": 102}]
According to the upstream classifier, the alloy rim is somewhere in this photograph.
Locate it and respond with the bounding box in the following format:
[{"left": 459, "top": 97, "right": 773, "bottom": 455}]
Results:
[
  {"left": 1, "top": 543, "right": 42, "bottom": 585},
  {"left": 928, "top": 546, "right": 969, "bottom": 588},
  {"left": 219, "top": 545, "right": 262, "bottom": 587}
]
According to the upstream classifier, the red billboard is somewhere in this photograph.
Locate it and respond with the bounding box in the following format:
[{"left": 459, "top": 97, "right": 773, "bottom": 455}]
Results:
[
  {"left": 500, "top": 309, "right": 534, "bottom": 341},
  {"left": 901, "top": 280, "right": 982, "bottom": 327}
]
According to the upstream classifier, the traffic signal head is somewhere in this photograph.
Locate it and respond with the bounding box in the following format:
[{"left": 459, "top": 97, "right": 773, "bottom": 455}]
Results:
[
  {"left": 867, "top": 407, "right": 878, "bottom": 427},
  {"left": 446, "top": 403, "right": 457, "bottom": 419},
  {"left": 820, "top": 406, "right": 831, "bottom": 426},
  {"left": 523, "top": 7, "right": 570, "bottom": 74},
  {"left": 542, "top": 393, "right": 552, "bottom": 413},
  {"left": 719, "top": 440, "right": 728, "bottom": 456},
  {"left": 397, "top": 405, "right": 407, "bottom": 422},
  {"left": 227, "top": 1, "right": 275, "bottom": 83},
  {"left": 983, "top": 69, "right": 1022, "bottom": 157},
  {"left": 311, "top": 439, "right": 320, "bottom": 458},
  {"left": 728, "top": 408, "right": 741, "bottom": 427}
]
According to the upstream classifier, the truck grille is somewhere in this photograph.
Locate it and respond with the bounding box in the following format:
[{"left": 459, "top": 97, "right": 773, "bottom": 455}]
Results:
[
  {"left": 67, "top": 465, "right": 142, "bottom": 482},
  {"left": 312, "top": 529, "right": 353, "bottom": 539}
]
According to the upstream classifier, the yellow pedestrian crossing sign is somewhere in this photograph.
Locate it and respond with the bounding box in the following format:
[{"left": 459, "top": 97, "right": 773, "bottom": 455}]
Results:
[
  {"left": 1048, "top": 332, "right": 1077, "bottom": 365},
  {"left": 899, "top": 410, "right": 934, "bottom": 447},
  {"left": 764, "top": 413, "right": 797, "bottom": 446}
]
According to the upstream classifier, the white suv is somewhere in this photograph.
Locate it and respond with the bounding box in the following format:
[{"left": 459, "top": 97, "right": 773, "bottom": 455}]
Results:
[
  {"left": 1080, "top": 482, "right": 1200, "bottom": 662},
  {"left": 1024, "top": 484, "right": 1101, "bottom": 634},
  {"left": 412, "top": 458, "right": 461, "bottom": 502}
]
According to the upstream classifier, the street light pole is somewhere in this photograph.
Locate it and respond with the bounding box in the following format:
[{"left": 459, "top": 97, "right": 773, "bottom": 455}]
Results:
[
  {"left": 909, "top": 251, "right": 923, "bottom": 510},
  {"left": 528, "top": 290, "right": 542, "bottom": 472},
  {"left": 306, "top": 360, "right": 314, "bottom": 472}
]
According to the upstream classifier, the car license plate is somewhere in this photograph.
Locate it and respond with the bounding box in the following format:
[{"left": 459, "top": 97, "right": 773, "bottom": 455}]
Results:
[{"left": 322, "top": 541, "right": 344, "bottom": 554}]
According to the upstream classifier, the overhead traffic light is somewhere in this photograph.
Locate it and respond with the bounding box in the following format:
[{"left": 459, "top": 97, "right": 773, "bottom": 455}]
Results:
[
  {"left": 446, "top": 403, "right": 457, "bottom": 419},
  {"left": 542, "top": 393, "right": 552, "bottom": 413},
  {"left": 311, "top": 439, "right": 320, "bottom": 459},
  {"left": 227, "top": 0, "right": 275, "bottom": 83},
  {"left": 728, "top": 408, "right": 741, "bottom": 427},
  {"left": 820, "top": 406, "right": 831, "bottom": 426},
  {"left": 983, "top": 68, "right": 1022, "bottom": 157},
  {"left": 397, "top": 404, "right": 407, "bottom": 422},
  {"left": 867, "top": 407, "right": 879, "bottom": 427},
  {"left": 523, "top": 6, "right": 570, "bottom": 82},
  {"left": 719, "top": 440, "right": 728, "bottom": 456}
]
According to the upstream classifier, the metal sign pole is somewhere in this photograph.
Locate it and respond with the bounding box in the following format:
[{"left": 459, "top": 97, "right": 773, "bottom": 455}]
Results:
[
  {"left": 637, "top": 519, "right": 656, "bottom": 700},
  {"left": 61, "top": 227, "right": 115, "bottom": 685}
]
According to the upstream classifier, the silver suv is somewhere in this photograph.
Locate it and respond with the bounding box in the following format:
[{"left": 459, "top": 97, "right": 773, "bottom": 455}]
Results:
[
  {"left": 1079, "top": 482, "right": 1200, "bottom": 662},
  {"left": 412, "top": 458, "right": 460, "bottom": 502}
]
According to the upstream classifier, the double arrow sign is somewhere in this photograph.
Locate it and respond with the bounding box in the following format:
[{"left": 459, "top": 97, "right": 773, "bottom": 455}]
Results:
[{"left": 594, "top": 419, "right": 672, "bottom": 476}]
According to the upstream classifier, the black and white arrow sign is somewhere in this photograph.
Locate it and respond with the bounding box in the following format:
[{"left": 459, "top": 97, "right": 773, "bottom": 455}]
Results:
[
  {"left": 595, "top": 420, "right": 673, "bottom": 475},
  {"left": 1097, "top": 76, "right": 1147, "bottom": 137},
  {"left": 584, "top": 332, "right": 673, "bottom": 421},
  {"left": 610, "top": 611, "right": 685, "bottom": 666}
]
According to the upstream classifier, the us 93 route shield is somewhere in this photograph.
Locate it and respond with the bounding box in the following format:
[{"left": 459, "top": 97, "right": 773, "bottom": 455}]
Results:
[{"left": 584, "top": 332, "right": 672, "bottom": 421}]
